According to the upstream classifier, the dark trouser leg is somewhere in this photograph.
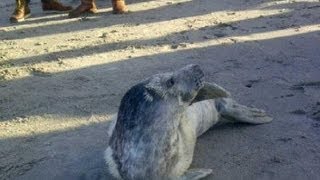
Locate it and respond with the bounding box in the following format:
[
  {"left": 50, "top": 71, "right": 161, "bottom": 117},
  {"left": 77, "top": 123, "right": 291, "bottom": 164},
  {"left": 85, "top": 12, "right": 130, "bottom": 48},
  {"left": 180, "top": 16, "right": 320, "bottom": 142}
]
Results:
[{"left": 41, "top": 0, "right": 73, "bottom": 11}]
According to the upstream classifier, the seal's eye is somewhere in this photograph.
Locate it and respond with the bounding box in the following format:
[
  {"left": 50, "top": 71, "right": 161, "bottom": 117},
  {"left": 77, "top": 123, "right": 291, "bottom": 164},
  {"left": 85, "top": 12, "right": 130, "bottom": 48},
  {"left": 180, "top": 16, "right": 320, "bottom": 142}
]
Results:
[{"left": 166, "top": 78, "right": 175, "bottom": 88}]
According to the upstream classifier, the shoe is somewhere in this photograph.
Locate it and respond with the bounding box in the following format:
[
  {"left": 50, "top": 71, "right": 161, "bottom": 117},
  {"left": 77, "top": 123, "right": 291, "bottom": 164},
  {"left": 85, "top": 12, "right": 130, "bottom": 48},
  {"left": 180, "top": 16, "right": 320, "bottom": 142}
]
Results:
[
  {"left": 68, "top": 0, "right": 97, "bottom": 18},
  {"left": 112, "top": 0, "right": 128, "bottom": 14},
  {"left": 10, "top": 0, "right": 31, "bottom": 23}
]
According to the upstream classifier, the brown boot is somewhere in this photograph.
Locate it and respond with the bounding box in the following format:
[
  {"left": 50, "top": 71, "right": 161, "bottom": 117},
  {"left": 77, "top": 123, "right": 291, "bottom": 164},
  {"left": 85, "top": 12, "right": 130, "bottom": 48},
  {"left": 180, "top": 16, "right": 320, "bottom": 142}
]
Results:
[
  {"left": 68, "top": 0, "right": 97, "bottom": 18},
  {"left": 42, "top": 0, "right": 73, "bottom": 11},
  {"left": 10, "top": 0, "right": 31, "bottom": 23},
  {"left": 112, "top": 0, "right": 128, "bottom": 14}
]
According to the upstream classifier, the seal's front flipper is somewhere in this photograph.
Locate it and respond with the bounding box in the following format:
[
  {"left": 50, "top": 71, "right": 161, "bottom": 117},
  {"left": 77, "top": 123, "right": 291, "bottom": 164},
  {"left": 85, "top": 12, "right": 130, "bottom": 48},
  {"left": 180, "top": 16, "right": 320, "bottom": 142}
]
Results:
[
  {"left": 216, "top": 98, "right": 273, "bottom": 124},
  {"left": 193, "top": 82, "right": 231, "bottom": 103},
  {"left": 180, "top": 168, "right": 212, "bottom": 180}
]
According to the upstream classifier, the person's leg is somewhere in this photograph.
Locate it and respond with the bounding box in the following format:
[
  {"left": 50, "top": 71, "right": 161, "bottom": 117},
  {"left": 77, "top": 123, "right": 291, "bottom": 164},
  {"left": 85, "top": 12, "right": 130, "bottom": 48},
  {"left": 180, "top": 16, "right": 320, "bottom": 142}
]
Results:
[
  {"left": 10, "top": 0, "right": 31, "bottom": 23},
  {"left": 111, "top": 0, "right": 128, "bottom": 14},
  {"left": 41, "top": 0, "right": 73, "bottom": 11},
  {"left": 68, "top": 0, "right": 97, "bottom": 18}
]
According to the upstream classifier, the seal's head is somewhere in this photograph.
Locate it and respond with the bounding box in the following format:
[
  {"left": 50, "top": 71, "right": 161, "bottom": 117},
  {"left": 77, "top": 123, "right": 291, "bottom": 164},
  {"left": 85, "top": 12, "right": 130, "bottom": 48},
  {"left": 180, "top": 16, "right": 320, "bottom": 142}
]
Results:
[
  {"left": 111, "top": 64, "right": 205, "bottom": 137},
  {"left": 145, "top": 64, "right": 204, "bottom": 105}
]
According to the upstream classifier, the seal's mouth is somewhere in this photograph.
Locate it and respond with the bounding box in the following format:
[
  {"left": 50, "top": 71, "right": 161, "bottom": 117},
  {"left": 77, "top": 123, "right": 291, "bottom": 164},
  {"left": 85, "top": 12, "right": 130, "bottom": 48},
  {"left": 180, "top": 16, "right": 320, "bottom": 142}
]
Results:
[{"left": 195, "top": 73, "right": 204, "bottom": 90}]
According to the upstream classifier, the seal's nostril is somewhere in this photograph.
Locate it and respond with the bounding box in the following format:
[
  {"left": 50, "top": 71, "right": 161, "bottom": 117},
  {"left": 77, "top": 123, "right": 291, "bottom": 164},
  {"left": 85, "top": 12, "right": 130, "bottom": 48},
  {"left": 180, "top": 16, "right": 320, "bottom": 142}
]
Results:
[{"left": 193, "top": 64, "right": 200, "bottom": 69}]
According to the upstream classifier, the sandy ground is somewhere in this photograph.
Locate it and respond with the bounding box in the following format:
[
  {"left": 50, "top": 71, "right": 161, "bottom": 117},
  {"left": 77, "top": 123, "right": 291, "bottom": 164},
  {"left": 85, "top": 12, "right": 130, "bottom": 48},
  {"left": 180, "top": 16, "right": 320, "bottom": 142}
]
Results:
[{"left": 0, "top": 0, "right": 320, "bottom": 179}]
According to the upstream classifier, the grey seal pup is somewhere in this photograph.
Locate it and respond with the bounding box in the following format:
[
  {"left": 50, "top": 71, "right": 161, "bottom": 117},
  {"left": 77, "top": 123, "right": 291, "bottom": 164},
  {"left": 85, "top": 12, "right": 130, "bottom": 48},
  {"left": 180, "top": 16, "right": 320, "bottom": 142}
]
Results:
[{"left": 104, "top": 64, "right": 272, "bottom": 180}]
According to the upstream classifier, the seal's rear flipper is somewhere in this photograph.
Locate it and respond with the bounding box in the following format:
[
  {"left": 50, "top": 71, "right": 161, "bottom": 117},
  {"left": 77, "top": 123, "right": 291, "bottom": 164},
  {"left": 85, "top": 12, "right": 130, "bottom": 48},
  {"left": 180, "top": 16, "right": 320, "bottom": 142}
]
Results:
[
  {"left": 181, "top": 168, "right": 212, "bottom": 180},
  {"left": 193, "top": 82, "right": 231, "bottom": 103},
  {"left": 216, "top": 98, "right": 273, "bottom": 124}
]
